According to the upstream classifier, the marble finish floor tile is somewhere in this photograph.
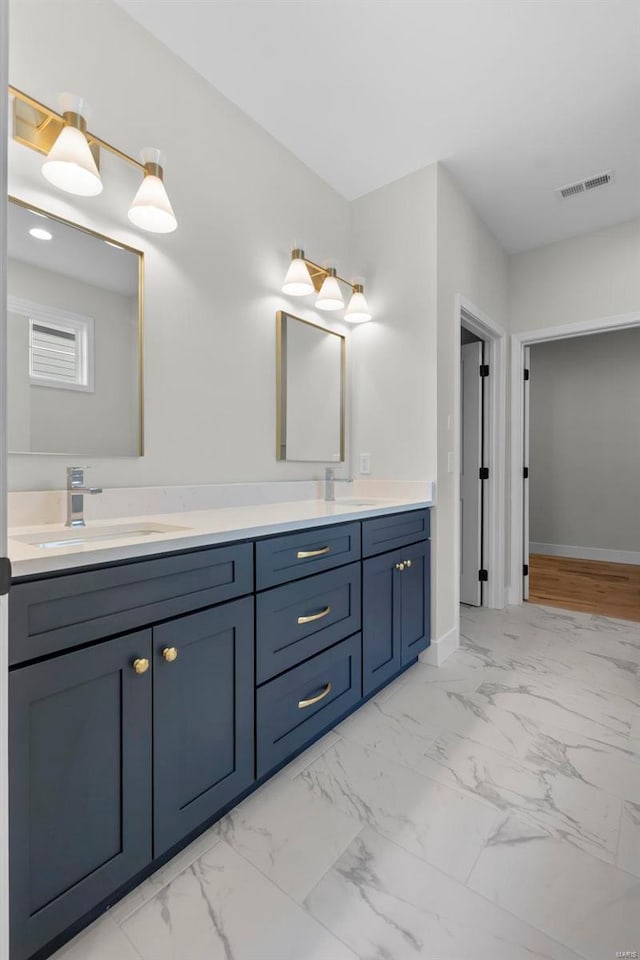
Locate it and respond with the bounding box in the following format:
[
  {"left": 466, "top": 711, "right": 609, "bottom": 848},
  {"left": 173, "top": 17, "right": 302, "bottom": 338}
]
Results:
[
  {"left": 305, "top": 826, "right": 583, "bottom": 960},
  {"left": 268, "top": 729, "right": 341, "bottom": 784},
  {"left": 519, "top": 714, "right": 640, "bottom": 801},
  {"left": 219, "top": 772, "right": 361, "bottom": 901},
  {"left": 297, "top": 735, "right": 502, "bottom": 882},
  {"left": 339, "top": 699, "right": 623, "bottom": 864},
  {"left": 617, "top": 801, "right": 640, "bottom": 878},
  {"left": 120, "top": 840, "right": 358, "bottom": 960},
  {"left": 380, "top": 670, "right": 537, "bottom": 758},
  {"left": 423, "top": 730, "right": 621, "bottom": 863},
  {"left": 468, "top": 815, "right": 640, "bottom": 960},
  {"left": 109, "top": 823, "right": 222, "bottom": 925},
  {"left": 51, "top": 915, "right": 142, "bottom": 960},
  {"left": 54, "top": 603, "right": 640, "bottom": 960}
]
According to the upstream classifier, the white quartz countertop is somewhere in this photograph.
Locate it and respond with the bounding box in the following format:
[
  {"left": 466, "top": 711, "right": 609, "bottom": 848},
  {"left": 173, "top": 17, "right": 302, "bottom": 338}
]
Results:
[{"left": 8, "top": 496, "right": 433, "bottom": 579}]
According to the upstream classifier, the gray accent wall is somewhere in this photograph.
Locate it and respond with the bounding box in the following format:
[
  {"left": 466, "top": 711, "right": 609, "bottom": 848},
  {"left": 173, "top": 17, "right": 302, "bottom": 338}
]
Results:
[{"left": 529, "top": 328, "right": 640, "bottom": 554}]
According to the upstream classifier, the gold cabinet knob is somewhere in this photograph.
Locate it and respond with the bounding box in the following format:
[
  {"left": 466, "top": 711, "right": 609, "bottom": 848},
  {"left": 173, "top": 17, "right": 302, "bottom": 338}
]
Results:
[
  {"left": 162, "top": 646, "right": 178, "bottom": 663},
  {"left": 132, "top": 657, "right": 150, "bottom": 675},
  {"left": 395, "top": 562, "right": 405, "bottom": 572},
  {"left": 405, "top": 559, "right": 412, "bottom": 568}
]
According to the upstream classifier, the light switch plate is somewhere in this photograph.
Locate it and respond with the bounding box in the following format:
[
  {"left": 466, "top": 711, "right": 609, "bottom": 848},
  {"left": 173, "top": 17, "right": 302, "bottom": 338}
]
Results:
[{"left": 359, "top": 453, "right": 371, "bottom": 475}]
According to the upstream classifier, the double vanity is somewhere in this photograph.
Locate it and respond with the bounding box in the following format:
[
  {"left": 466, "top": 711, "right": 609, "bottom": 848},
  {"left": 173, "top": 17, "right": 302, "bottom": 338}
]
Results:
[{"left": 7, "top": 496, "right": 432, "bottom": 960}]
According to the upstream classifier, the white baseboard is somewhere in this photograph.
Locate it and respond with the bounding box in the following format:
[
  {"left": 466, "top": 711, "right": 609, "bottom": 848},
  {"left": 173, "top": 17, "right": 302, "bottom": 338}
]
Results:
[
  {"left": 530, "top": 542, "right": 640, "bottom": 566},
  {"left": 419, "top": 625, "right": 459, "bottom": 666}
]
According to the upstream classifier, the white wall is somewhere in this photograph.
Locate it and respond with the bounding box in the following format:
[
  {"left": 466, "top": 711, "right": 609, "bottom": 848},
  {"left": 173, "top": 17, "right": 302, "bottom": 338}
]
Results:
[
  {"left": 435, "top": 166, "right": 508, "bottom": 639},
  {"left": 509, "top": 218, "right": 640, "bottom": 333},
  {"left": 529, "top": 328, "right": 640, "bottom": 556},
  {"left": 350, "top": 164, "right": 438, "bottom": 482},
  {"left": 8, "top": 0, "right": 352, "bottom": 490},
  {"left": 7, "top": 258, "right": 138, "bottom": 456}
]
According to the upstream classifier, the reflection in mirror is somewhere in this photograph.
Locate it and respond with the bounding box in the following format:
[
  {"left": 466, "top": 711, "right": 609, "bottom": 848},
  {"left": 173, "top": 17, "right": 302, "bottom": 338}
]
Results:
[
  {"left": 276, "top": 311, "right": 345, "bottom": 462},
  {"left": 6, "top": 197, "right": 143, "bottom": 457}
]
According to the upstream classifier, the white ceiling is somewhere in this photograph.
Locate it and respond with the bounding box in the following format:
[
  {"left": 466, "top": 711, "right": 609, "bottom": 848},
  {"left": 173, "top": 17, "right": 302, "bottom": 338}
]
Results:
[{"left": 115, "top": 0, "right": 640, "bottom": 252}]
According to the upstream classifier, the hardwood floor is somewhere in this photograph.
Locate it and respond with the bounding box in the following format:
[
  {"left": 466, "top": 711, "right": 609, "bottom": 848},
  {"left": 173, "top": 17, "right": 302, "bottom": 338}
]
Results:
[{"left": 528, "top": 554, "right": 640, "bottom": 622}]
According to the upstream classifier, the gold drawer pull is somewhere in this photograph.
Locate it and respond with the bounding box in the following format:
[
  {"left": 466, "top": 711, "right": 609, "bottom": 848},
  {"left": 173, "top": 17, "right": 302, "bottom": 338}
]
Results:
[
  {"left": 297, "top": 545, "right": 330, "bottom": 559},
  {"left": 132, "top": 658, "right": 149, "bottom": 675},
  {"left": 298, "top": 682, "right": 332, "bottom": 710},
  {"left": 162, "top": 646, "right": 178, "bottom": 663},
  {"left": 395, "top": 562, "right": 405, "bottom": 572},
  {"left": 405, "top": 559, "right": 412, "bottom": 568},
  {"left": 297, "top": 605, "right": 331, "bottom": 626}
]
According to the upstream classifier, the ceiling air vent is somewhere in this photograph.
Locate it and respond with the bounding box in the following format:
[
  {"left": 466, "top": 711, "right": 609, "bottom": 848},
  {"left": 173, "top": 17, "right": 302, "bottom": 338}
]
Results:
[{"left": 556, "top": 170, "right": 614, "bottom": 199}]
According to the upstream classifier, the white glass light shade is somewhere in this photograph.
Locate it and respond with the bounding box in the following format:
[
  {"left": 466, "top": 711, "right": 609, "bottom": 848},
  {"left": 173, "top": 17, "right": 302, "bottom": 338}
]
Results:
[
  {"left": 345, "top": 287, "right": 372, "bottom": 323},
  {"left": 282, "top": 257, "right": 314, "bottom": 296},
  {"left": 128, "top": 149, "right": 177, "bottom": 234},
  {"left": 42, "top": 125, "right": 103, "bottom": 197},
  {"left": 316, "top": 273, "right": 344, "bottom": 311}
]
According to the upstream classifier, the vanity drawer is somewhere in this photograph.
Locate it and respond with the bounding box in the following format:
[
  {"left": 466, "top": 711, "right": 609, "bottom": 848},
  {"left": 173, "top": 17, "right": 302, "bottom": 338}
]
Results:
[
  {"left": 362, "top": 509, "right": 430, "bottom": 558},
  {"left": 256, "top": 633, "right": 362, "bottom": 778},
  {"left": 256, "top": 563, "right": 361, "bottom": 683},
  {"left": 255, "top": 522, "right": 361, "bottom": 590},
  {"left": 9, "top": 543, "right": 254, "bottom": 666}
]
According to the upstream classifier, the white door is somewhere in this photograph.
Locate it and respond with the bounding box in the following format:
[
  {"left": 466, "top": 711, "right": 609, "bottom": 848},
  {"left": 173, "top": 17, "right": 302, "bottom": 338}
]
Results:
[
  {"left": 522, "top": 346, "right": 531, "bottom": 601},
  {"left": 1, "top": 0, "right": 10, "bottom": 954},
  {"left": 460, "top": 341, "right": 483, "bottom": 605}
]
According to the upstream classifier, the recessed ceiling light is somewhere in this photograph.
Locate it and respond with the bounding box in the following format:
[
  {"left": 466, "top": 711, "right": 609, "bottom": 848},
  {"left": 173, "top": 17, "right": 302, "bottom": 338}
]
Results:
[{"left": 29, "top": 227, "right": 53, "bottom": 241}]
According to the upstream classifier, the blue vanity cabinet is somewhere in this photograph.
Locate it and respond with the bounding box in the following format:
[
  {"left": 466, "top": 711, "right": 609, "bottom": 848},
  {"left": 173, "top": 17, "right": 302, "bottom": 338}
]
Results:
[
  {"left": 362, "top": 515, "right": 431, "bottom": 696},
  {"left": 9, "top": 630, "right": 153, "bottom": 960},
  {"left": 153, "top": 597, "right": 255, "bottom": 856},
  {"left": 8, "top": 507, "right": 432, "bottom": 960},
  {"left": 256, "top": 633, "right": 362, "bottom": 777}
]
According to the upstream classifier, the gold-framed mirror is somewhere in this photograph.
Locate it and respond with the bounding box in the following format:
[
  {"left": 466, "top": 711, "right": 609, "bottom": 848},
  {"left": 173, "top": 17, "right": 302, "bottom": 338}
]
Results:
[
  {"left": 276, "top": 310, "right": 345, "bottom": 463},
  {"left": 7, "top": 196, "right": 144, "bottom": 457}
]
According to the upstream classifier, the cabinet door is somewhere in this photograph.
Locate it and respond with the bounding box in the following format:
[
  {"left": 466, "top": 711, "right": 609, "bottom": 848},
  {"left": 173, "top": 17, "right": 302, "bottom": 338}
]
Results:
[
  {"left": 362, "top": 548, "right": 403, "bottom": 696},
  {"left": 10, "top": 631, "right": 152, "bottom": 960},
  {"left": 399, "top": 540, "right": 431, "bottom": 664},
  {"left": 153, "top": 597, "right": 254, "bottom": 856}
]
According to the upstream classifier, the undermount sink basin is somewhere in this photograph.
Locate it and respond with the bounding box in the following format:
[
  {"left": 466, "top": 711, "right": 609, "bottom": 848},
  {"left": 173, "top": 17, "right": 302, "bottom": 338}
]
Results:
[{"left": 13, "top": 522, "right": 192, "bottom": 550}]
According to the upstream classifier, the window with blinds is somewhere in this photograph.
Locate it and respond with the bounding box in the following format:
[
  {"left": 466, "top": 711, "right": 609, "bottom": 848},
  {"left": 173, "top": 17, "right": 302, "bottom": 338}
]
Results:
[{"left": 28, "top": 317, "right": 90, "bottom": 390}]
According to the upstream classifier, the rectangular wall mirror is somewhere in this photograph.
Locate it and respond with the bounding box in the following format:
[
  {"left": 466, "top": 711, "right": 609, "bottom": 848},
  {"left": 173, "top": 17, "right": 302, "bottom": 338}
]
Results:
[
  {"left": 6, "top": 197, "right": 144, "bottom": 457},
  {"left": 276, "top": 311, "right": 345, "bottom": 462}
]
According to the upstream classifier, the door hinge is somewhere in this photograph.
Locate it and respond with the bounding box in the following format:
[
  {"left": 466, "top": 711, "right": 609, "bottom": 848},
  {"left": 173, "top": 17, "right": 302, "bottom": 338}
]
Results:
[
  {"left": 523, "top": 466, "right": 529, "bottom": 479},
  {"left": 523, "top": 564, "right": 529, "bottom": 577},
  {"left": 478, "top": 569, "right": 489, "bottom": 582},
  {"left": 479, "top": 467, "right": 489, "bottom": 480},
  {"left": 524, "top": 368, "right": 530, "bottom": 381},
  {"left": 0, "top": 557, "right": 11, "bottom": 596},
  {"left": 480, "top": 364, "right": 490, "bottom": 378}
]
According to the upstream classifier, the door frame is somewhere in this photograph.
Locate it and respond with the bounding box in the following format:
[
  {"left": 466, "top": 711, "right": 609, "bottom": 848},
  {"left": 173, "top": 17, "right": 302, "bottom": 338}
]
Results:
[
  {"left": 454, "top": 295, "right": 506, "bottom": 609},
  {"left": 1, "top": 0, "right": 10, "bottom": 953},
  {"left": 508, "top": 310, "right": 640, "bottom": 605}
]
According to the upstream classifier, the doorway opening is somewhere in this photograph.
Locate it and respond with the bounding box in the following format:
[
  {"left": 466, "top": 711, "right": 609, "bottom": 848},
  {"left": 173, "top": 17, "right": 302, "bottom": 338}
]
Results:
[
  {"left": 510, "top": 312, "right": 640, "bottom": 617},
  {"left": 455, "top": 298, "right": 506, "bottom": 613},
  {"left": 460, "top": 326, "right": 487, "bottom": 606}
]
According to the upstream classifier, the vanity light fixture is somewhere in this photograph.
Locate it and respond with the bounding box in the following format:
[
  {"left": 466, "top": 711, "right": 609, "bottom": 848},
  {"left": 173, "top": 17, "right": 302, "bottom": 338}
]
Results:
[
  {"left": 281, "top": 249, "right": 315, "bottom": 296},
  {"left": 345, "top": 283, "right": 372, "bottom": 324},
  {"left": 316, "top": 268, "right": 345, "bottom": 312},
  {"left": 41, "top": 93, "right": 103, "bottom": 197},
  {"left": 128, "top": 148, "right": 177, "bottom": 234},
  {"left": 10, "top": 85, "right": 178, "bottom": 235},
  {"left": 281, "top": 248, "right": 372, "bottom": 322}
]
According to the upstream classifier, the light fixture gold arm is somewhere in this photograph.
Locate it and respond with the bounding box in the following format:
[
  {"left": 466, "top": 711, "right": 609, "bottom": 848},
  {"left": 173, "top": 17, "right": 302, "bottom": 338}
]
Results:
[
  {"left": 9, "top": 85, "right": 146, "bottom": 173},
  {"left": 299, "top": 254, "right": 359, "bottom": 294}
]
